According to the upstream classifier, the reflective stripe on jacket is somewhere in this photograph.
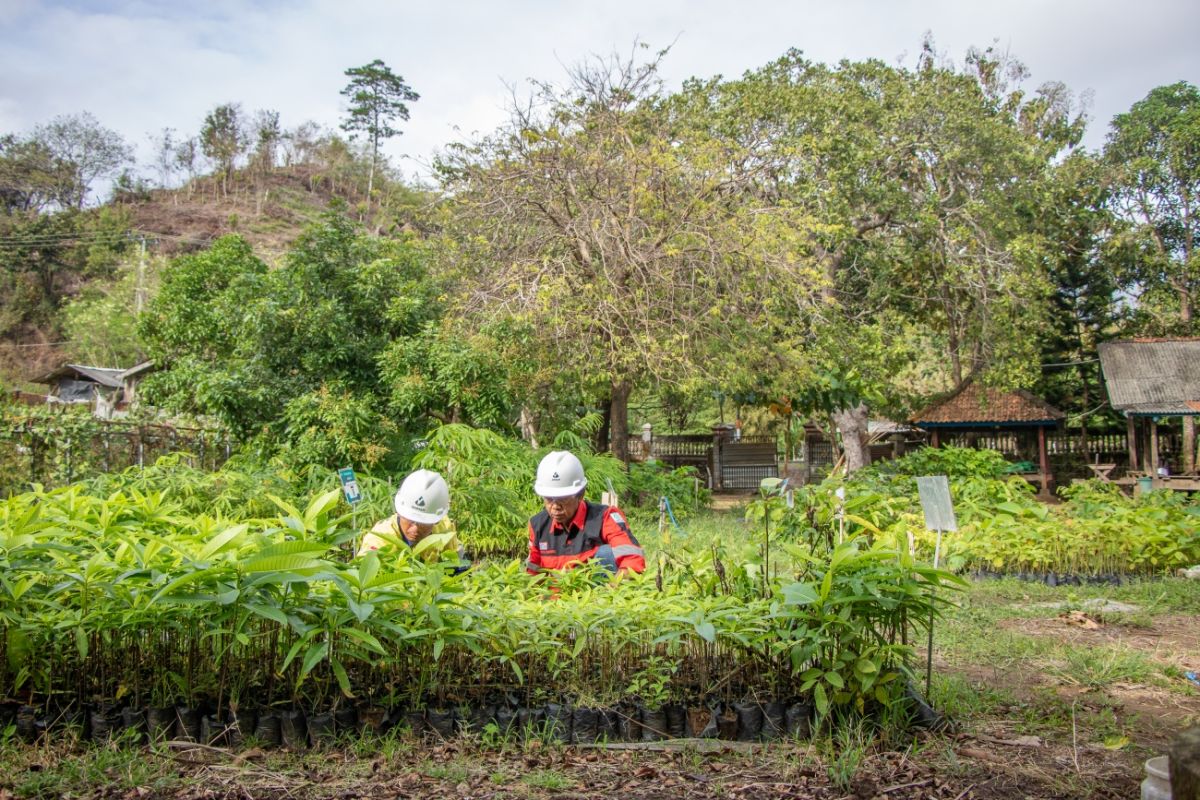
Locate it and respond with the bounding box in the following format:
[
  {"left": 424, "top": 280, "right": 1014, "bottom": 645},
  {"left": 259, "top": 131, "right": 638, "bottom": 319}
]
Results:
[{"left": 525, "top": 500, "right": 645, "bottom": 574}]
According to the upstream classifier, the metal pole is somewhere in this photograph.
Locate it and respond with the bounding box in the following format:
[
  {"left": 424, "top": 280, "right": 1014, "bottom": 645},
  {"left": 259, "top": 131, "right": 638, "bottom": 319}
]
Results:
[{"left": 926, "top": 528, "right": 943, "bottom": 698}]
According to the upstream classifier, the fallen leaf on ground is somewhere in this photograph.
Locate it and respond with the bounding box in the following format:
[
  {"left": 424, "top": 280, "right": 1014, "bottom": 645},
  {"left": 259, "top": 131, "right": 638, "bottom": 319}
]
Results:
[{"left": 1060, "top": 610, "right": 1101, "bottom": 629}]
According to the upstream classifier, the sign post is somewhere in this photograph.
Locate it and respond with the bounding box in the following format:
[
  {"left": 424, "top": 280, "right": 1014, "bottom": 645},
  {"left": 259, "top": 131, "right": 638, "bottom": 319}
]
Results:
[
  {"left": 915, "top": 475, "right": 957, "bottom": 698},
  {"left": 338, "top": 467, "right": 363, "bottom": 557}
]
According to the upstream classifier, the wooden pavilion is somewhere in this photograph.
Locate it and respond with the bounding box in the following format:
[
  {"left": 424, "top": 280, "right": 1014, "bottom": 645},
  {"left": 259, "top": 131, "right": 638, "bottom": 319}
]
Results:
[
  {"left": 1098, "top": 339, "right": 1200, "bottom": 485},
  {"left": 910, "top": 380, "right": 1065, "bottom": 493}
]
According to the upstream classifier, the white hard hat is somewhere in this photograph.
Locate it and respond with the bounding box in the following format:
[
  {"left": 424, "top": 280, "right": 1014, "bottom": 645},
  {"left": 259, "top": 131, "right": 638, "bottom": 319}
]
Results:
[
  {"left": 534, "top": 451, "right": 588, "bottom": 499},
  {"left": 394, "top": 469, "right": 450, "bottom": 525}
]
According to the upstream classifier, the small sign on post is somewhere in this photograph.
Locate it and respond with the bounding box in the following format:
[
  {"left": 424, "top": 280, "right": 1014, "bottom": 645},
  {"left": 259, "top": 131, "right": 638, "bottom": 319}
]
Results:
[
  {"left": 915, "top": 475, "right": 956, "bottom": 699},
  {"left": 916, "top": 475, "right": 957, "bottom": 537},
  {"left": 338, "top": 467, "right": 363, "bottom": 505},
  {"left": 338, "top": 466, "right": 363, "bottom": 558}
]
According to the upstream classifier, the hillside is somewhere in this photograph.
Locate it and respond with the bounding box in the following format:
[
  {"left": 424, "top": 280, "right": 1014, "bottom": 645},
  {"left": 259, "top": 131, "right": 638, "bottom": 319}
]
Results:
[
  {"left": 121, "top": 164, "right": 431, "bottom": 261},
  {"left": 0, "top": 163, "right": 435, "bottom": 389}
]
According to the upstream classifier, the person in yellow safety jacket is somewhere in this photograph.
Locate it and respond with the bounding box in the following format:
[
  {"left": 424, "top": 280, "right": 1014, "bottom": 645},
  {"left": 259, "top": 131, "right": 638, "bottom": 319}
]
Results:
[{"left": 359, "top": 469, "right": 469, "bottom": 573}]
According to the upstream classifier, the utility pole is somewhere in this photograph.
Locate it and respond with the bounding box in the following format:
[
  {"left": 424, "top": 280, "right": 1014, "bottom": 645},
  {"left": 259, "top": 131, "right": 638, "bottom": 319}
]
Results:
[{"left": 135, "top": 237, "right": 147, "bottom": 315}]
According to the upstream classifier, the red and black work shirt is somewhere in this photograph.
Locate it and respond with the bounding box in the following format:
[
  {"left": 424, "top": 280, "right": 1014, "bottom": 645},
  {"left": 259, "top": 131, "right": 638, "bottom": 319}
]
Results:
[{"left": 525, "top": 500, "right": 646, "bottom": 575}]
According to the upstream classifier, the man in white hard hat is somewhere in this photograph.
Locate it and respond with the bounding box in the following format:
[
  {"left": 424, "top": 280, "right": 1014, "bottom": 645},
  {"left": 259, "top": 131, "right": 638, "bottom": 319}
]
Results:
[
  {"left": 525, "top": 450, "right": 645, "bottom": 577},
  {"left": 360, "top": 469, "right": 467, "bottom": 571}
]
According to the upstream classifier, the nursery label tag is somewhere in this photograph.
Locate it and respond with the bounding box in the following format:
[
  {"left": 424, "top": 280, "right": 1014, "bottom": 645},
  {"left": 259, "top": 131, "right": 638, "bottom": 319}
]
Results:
[
  {"left": 338, "top": 467, "right": 363, "bottom": 505},
  {"left": 916, "top": 475, "right": 957, "bottom": 532}
]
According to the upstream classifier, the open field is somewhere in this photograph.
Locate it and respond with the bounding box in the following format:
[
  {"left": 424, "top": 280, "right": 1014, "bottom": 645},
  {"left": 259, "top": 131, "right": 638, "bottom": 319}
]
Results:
[{"left": 0, "top": 501, "right": 1195, "bottom": 800}]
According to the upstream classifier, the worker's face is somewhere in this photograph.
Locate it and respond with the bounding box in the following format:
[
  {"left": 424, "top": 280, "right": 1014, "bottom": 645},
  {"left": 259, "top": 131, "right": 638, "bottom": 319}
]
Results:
[
  {"left": 541, "top": 493, "right": 581, "bottom": 526},
  {"left": 398, "top": 516, "right": 434, "bottom": 542}
]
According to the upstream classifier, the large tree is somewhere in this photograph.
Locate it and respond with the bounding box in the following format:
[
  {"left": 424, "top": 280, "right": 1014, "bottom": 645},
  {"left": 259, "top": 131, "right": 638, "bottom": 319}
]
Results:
[
  {"left": 31, "top": 112, "right": 132, "bottom": 208},
  {"left": 340, "top": 59, "right": 419, "bottom": 204},
  {"left": 199, "top": 103, "right": 246, "bottom": 197},
  {"left": 1105, "top": 81, "right": 1200, "bottom": 471},
  {"left": 138, "top": 213, "right": 440, "bottom": 469},
  {"left": 700, "top": 44, "right": 1084, "bottom": 470},
  {"left": 1104, "top": 81, "right": 1200, "bottom": 333},
  {"left": 1033, "top": 151, "right": 1121, "bottom": 442},
  {"left": 436, "top": 50, "right": 816, "bottom": 461}
]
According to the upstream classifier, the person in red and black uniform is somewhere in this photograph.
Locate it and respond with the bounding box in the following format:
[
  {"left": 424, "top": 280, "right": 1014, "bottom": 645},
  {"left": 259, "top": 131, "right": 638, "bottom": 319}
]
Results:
[{"left": 525, "top": 450, "right": 646, "bottom": 576}]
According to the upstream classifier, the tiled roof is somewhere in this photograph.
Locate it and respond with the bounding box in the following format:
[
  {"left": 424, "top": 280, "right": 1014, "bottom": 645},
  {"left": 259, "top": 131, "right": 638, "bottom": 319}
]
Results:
[
  {"left": 1098, "top": 339, "right": 1200, "bottom": 415},
  {"left": 911, "top": 380, "right": 1064, "bottom": 425}
]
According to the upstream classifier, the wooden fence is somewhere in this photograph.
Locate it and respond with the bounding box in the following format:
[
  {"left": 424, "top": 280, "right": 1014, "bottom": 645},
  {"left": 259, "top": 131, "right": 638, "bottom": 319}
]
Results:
[
  {"left": 645, "top": 426, "right": 1151, "bottom": 486},
  {"left": 0, "top": 419, "right": 233, "bottom": 496}
]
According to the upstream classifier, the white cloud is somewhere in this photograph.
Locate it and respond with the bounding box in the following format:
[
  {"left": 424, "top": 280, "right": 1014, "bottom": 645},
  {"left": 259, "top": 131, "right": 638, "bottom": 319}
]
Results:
[{"left": 2, "top": 0, "right": 1197, "bottom": 177}]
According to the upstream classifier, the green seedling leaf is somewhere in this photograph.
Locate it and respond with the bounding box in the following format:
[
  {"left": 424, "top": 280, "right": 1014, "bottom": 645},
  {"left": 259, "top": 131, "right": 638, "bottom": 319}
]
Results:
[
  {"left": 304, "top": 489, "right": 344, "bottom": 527},
  {"left": 347, "top": 598, "right": 375, "bottom": 623},
  {"left": 814, "top": 683, "right": 829, "bottom": 716},
  {"left": 331, "top": 656, "right": 354, "bottom": 698},
  {"left": 340, "top": 627, "right": 386, "bottom": 655},
  {"left": 253, "top": 540, "right": 332, "bottom": 558},
  {"left": 246, "top": 603, "right": 289, "bottom": 625},
  {"left": 300, "top": 641, "right": 328, "bottom": 678},
  {"left": 782, "top": 582, "right": 819, "bottom": 605},
  {"left": 241, "top": 554, "right": 327, "bottom": 574}
]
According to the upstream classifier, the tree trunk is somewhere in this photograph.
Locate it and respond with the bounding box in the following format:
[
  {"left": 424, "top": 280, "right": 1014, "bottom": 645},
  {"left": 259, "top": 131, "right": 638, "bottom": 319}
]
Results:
[
  {"left": 831, "top": 403, "right": 871, "bottom": 474},
  {"left": 595, "top": 393, "right": 612, "bottom": 455},
  {"left": 518, "top": 406, "right": 539, "bottom": 448},
  {"left": 610, "top": 379, "right": 633, "bottom": 464}
]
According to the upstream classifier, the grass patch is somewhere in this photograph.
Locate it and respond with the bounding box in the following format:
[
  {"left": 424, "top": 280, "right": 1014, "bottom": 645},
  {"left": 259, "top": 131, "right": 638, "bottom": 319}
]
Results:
[
  {"left": 1, "top": 740, "right": 181, "bottom": 799},
  {"left": 961, "top": 576, "right": 1200, "bottom": 615},
  {"left": 422, "top": 760, "right": 471, "bottom": 783},
  {"left": 1046, "top": 643, "right": 1163, "bottom": 688},
  {"left": 928, "top": 672, "right": 1016, "bottom": 724},
  {"left": 521, "top": 768, "right": 576, "bottom": 790}
]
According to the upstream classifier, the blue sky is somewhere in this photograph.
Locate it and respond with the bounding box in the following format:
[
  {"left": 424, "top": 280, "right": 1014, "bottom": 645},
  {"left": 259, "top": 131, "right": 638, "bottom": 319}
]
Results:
[{"left": 2, "top": 0, "right": 1198, "bottom": 182}]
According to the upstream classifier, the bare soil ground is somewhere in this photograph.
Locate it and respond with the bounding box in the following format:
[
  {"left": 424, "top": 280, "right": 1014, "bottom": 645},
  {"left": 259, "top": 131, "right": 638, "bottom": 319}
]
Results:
[{"left": 0, "top": 734, "right": 1140, "bottom": 800}]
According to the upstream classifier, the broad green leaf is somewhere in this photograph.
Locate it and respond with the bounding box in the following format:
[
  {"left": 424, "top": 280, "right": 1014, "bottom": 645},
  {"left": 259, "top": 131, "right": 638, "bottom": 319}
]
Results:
[
  {"left": 198, "top": 524, "right": 249, "bottom": 560},
  {"left": 331, "top": 656, "right": 354, "bottom": 698},
  {"left": 814, "top": 683, "right": 829, "bottom": 716},
  {"left": 340, "top": 627, "right": 386, "bottom": 655},
  {"left": 782, "top": 582, "right": 819, "bottom": 606},
  {"left": 246, "top": 603, "right": 288, "bottom": 625},
  {"left": 300, "top": 641, "right": 328, "bottom": 678},
  {"left": 241, "top": 554, "right": 327, "bottom": 574}
]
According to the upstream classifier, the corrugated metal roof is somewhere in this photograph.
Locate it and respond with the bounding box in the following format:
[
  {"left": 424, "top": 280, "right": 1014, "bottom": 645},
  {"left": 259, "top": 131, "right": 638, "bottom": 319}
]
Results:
[
  {"left": 32, "top": 364, "right": 126, "bottom": 388},
  {"left": 1098, "top": 339, "right": 1200, "bottom": 415},
  {"left": 910, "top": 380, "right": 1064, "bottom": 426}
]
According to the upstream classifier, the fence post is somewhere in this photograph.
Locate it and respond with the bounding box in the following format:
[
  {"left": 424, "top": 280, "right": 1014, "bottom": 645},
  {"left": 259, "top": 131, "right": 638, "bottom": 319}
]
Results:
[{"left": 711, "top": 430, "right": 723, "bottom": 491}]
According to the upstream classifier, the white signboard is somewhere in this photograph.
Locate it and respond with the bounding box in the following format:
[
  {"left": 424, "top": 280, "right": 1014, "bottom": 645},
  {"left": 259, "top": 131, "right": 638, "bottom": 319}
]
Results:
[{"left": 916, "top": 475, "right": 957, "bottom": 532}]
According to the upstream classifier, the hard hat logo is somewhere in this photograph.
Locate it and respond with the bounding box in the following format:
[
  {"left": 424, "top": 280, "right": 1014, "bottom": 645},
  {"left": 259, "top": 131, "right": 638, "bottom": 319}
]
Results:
[
  {"left": 415, "top": 496, "right": 426, "bottom": 507},
  {"left": 551, "top": 472, "right": 560, "bottom": 480}
]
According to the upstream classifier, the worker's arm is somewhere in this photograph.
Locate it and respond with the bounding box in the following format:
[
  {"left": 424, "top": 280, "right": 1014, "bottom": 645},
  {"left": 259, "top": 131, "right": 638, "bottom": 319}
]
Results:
[{"left": 600, "top": 507, "right": 645, "bottom": 574}]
